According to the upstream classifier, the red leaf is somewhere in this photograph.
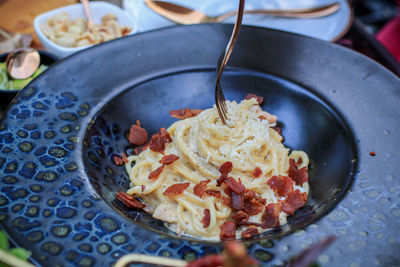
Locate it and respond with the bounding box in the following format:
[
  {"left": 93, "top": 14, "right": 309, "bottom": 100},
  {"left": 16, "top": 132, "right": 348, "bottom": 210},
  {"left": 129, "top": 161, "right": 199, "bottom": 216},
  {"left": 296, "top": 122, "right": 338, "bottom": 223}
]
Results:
[
  {"left": 159, "top": 154, "right": 179, "bottom": 165},
  {"left": 242, "top": 227, "right": 259, "bottom": 239},
  {"left": 163, "top": 182, "right": 190, "bottom": 196},
  {"left": 128, "top": 121, "right": 148, "bottom": 146},
  {"left": 262, "top": 203, "right": 282, "bottom": 228},
  {"left": 149, "top": 128, "right": 172, "bottom": 153},
  {"left": 219, "top": 221, "right": 236, "bottom": 241},
  {"left": 193, "top": 180, "right": 211, "bottom": 198},
  {"left": 148, "top": 165, "right": 165, "bottom": 180},
  {"left": 245, "top": 93, "right": 264, "bottom": 105},
  {"left": 267, "top": 175, "right": 294, "bottom": 197},
  {"left": 282, "top": 189, "right": 306, "bottom": 215},
  {"left": 202, "top": 209, "right": 211, "bottom": 228}
]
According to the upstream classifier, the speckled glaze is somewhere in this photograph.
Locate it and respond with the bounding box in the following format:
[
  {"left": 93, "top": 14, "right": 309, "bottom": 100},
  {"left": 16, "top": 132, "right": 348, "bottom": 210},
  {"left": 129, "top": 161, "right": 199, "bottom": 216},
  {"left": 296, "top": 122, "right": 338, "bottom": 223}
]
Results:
[{"left": 0, "top": 24, "right": 399, "bottom": 267}]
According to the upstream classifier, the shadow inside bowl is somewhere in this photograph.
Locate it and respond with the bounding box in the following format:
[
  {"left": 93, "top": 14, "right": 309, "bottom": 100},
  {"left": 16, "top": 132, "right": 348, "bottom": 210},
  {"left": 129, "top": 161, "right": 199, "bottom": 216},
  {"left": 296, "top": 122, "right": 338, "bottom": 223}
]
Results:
[{"left": 82, "top": 68, "right": 358, "bottom": 242}]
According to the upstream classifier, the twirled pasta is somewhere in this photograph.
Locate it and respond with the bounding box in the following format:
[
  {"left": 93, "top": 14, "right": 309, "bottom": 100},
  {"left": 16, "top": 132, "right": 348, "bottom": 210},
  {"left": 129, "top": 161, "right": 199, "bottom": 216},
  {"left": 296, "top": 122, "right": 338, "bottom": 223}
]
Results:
[{"left": 125, "top": 98, "right": 309, "bottom": 240}]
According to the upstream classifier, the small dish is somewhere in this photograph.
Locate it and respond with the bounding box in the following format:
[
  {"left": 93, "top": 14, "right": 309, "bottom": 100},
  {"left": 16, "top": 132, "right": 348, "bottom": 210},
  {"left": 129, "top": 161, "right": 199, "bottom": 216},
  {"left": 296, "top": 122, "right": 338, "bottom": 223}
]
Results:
[
  {"left": 0, "top": 50, "right": 57, "bottom": 114},
  {"left": 33, "top": 1, "right": 137, "bottom": 58}
]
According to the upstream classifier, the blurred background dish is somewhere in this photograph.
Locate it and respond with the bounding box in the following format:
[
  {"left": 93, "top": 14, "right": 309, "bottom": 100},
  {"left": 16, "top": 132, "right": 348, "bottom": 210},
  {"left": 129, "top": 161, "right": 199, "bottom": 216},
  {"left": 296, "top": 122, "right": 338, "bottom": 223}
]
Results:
[
  {"left": 124, "top": 0, "right": 353, "bottom": 41},
  {"left": 0, "top": 50, "right": 57, "bottom": 119},
  {"left": 34, "top": 1, "right": 137, "bottom": 58}
]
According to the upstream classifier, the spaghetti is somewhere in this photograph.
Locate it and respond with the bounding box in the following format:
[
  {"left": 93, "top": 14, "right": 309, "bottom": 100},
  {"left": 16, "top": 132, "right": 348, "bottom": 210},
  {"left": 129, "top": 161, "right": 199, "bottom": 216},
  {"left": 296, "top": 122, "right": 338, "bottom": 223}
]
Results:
[{"left": 122, "top": 97, "right": 309, "bottom": 240}]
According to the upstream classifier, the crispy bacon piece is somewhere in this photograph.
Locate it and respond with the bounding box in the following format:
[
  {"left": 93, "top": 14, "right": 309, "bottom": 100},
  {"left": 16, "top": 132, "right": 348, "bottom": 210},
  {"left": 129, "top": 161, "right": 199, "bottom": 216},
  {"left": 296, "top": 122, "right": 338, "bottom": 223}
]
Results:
[
  {"left": 242, "top": 227, "right": 259, "bottom": 239},
  {"left": 159, "top": 154, "right": 179, "bottom": 165},
  {"left": 141, "top": 185, "right": 146, "bottom": 192},
  {"left": 267, "top": 175, "right": 294, "bottom": 197},
  {"left": 252, "top": 167, "right": 262, "bottom": 178},
  {"left": 116, "top": 191, "right": 145, "bottom": 209},
  {"left": 149, "top": 128, "right": 172, "bottom": 153},
  {"left": 134, "top": 143, "right": 148, "bottom": 155},
  {"left": 231, "top": 192, "right": 244, "bottom": 210},
  {"left": 148, "top": 165, "right": 165, "bottom": 180},
  {"left": 232, "top": 210, "right": 249, "bottom": 223},
  {"left": 224, "top": 177, "right": 245, "bottom": 194},
  {"left": 262, "top": 203, "right": 282, "bottom": 228},
  {"left": 243, "top": 199, "right": 264, "bottom": 216},
  {"left": 220, "top": 221, "right": 236, "bottom": 241},
  {"left": 301, "top": 192, "right": 308, "bottom": 203},
  {"left": 288, "top": 159, "right": 308, "bottom": 185},
  {"left": 244, "top": 189, "right": 256, "bottom": 200},
  {"left": 205, "top": 190, "right": 221, "bottom": 198},
  {"left": 216, "top": 174, "right": 227, "bottom": 187},
  {"left": 219, "top": 161, "right": 233, "bottom": 175},
  {"left": 282, "top": 189, "right": 306, "bottom": 215},
  {"left": 369, "top": 151, "right": 376, "bottom": 156},
  {"left": 114, "top": 156, "right": 124, "bottom": 166},
  {"left": 163, "top": 182, "right": 190, "bottom": 196},
  {"left": 222, "top": 196, "right": 232, "bottom": 208},
  {"left": 245, "top": 93, "right": 264, "bottom": 105},
  {"left": 128, "top": 121, "right": 148, "bottom": 146},
  {"left": 169, "top": 108, "right": 203, "bottom": 119},
  {"left": 193, "top": 180, "right": 211, "bottom": 198},
  {"left": 186, "top": 255, "right": 223, "bottom": 267},
  {"left": 202, "top": 209, "right": 211, "bottom": 228}
]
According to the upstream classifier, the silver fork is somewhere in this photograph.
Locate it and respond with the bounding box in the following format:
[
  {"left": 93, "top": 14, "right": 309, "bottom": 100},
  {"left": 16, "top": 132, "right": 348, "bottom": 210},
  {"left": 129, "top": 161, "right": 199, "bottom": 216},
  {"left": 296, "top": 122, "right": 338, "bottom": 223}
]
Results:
[{"left": 215, "top": 0, "right": 245, "bottom": 125}]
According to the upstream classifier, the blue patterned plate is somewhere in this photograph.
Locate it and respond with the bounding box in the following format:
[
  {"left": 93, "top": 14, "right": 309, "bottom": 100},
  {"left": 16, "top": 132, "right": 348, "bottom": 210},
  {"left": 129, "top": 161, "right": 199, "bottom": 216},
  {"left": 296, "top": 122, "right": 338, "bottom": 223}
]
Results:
[{"left": 0, "top": 24, "right": 399, "bottom": 267}]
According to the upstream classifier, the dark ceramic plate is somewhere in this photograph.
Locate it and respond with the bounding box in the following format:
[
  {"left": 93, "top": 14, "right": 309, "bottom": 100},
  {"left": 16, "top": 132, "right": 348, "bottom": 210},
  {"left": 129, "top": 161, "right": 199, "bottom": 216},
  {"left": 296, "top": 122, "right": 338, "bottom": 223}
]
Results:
[{"left": 0, "top": 24, "right": 399, "bottom": 267}]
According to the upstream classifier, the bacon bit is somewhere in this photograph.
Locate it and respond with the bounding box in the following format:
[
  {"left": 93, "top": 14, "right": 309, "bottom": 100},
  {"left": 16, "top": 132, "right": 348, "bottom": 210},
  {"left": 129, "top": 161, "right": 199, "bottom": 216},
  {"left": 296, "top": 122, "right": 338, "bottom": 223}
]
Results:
[
  {"left": 134, "top": 143, "right": 148, "bottom": 155},
  {"left": 205, "top": 190, "right": 221, "bottom": 198},
  {"left": 128, "top": 121, "right": 148, "bottom": 146},
  {"left": 245, "top": 93, "right": 264, "bottom": 105},
  {"left": 243, "top": 199, "right": 264, "bottom": 216},
  {"left": 141, "top": 185, "right": 146, "bottom": 192},
  {"left": 193, "top": 180, "right": 211, "bottom": 198},
  {"left": 163, "top": 182, "right": 190, "bottom": 196},
  {"left": 288, "top": 159, "right": 309, "bottom": 185},
  {"left": 258, "top": 115, "right": 267, "bottom": 121},
  {"left": 301, "top": 192, "right": 308, "bottom": 203},
  {"left": 148, "top": 165, "right": 165, "bottom": 180},
  {"left": 255, "top": 196, "right": 267, "bottom": 205},
  {"left": 231, "top": 192, "right": 244, "bottom": 210},
  {"left": 244, "top": 189, "right": 256, "bottom": 200},
  {"left": 369, "top": 151, "right": 376, "bottom": 156},
  {"left": 121, "top": 153, "right": 129, "bottom": 163},
  {"left": 219, "top": 161, "right": 233, "bottom": 175},
  {"left": 232, "top": 210, "right": 249, "bottom": 223},
  {"left": 169, "top": 108, "right": 203, "bottom": 119},
  {"left": 236, "top": 221, "right": 264, "bottom": 228},
  {"left": 159, "top": 154, "right": 179, "bottom": 165},
  {"left": 217, "top": 174, "right": 227, "bottom": 187},
  {"left": 224, "top": 187, "right": 232, "bottom": 196},
  {"left": 186, "top": 255, "right": 223, "bottom": 267},
  {"left": 116, "top": 191, "right": 145, "bottom": 209},
  {"left": 272, "top": 126, "right": 284, "bottom": 141},
  {"left": 219, "top": 221, "right": 236, "bottom": 241},
  {"left": 149, "top": 128, "right": 172, "bottom": 153},
  {"left": 202, "top": 209, "right": 211, "bottom": 228},
  {"left": 242, "top": 228, "right": 259, "bottom": 239},
  {"left": 253, "top": 167, "right": 262, "bottom": 178},
  {"left": 282, "top": 189, "right": 306, "bottom": 215},
  {"left": 222, "top": 196, "right": 232, "bottom": 208},
  {"left": 113, "top": 155, "right": 124, "bottom": 166},
  {"left": 262, "top": 203, "right": 282, "bottom": 228},
  {"left": 267, "top": 175, "right": 294, "bottom": 197},
  {"left": 224, "top": 177, "right": 245, "bottom": 194}
]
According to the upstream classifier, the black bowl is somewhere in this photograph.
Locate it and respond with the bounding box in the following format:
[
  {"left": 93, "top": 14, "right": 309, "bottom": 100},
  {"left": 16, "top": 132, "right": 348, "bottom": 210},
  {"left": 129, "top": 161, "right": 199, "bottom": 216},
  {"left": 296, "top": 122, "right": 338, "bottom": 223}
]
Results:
[{"left": 0, "top": 50, "right": 58, "bottom": 114}]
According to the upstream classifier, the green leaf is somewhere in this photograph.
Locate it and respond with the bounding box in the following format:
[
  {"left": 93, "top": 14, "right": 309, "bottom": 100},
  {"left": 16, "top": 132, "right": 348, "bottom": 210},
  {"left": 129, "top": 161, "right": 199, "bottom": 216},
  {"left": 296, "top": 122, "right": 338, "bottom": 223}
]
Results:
[
  {"left": 0, "top": 231, "right": 9, "bottom": 251},
  {"left": 9, "top": 248, "right": 30, "bottom": 261}
]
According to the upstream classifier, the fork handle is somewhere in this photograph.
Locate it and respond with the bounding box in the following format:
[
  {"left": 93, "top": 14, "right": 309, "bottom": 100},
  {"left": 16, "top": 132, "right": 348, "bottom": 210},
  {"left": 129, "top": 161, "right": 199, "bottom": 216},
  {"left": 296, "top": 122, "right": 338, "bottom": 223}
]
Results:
[{"left": 215, "top": 2, "right": 340, "bottom": 22}]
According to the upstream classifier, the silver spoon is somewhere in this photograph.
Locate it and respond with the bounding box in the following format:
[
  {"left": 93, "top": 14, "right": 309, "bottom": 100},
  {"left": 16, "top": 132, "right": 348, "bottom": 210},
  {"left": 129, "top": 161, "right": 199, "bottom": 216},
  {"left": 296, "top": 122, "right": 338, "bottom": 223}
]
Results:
[{"left": 6, "top": 48, "right": 40, "bottom": 80}]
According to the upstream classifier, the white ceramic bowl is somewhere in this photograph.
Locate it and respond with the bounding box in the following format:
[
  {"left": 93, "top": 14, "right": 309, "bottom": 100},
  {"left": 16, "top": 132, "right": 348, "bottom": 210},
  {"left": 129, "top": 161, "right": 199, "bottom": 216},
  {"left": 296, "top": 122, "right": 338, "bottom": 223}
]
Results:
[{"left": 34, "top": 1, "right": 137, "bottom": 58}]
